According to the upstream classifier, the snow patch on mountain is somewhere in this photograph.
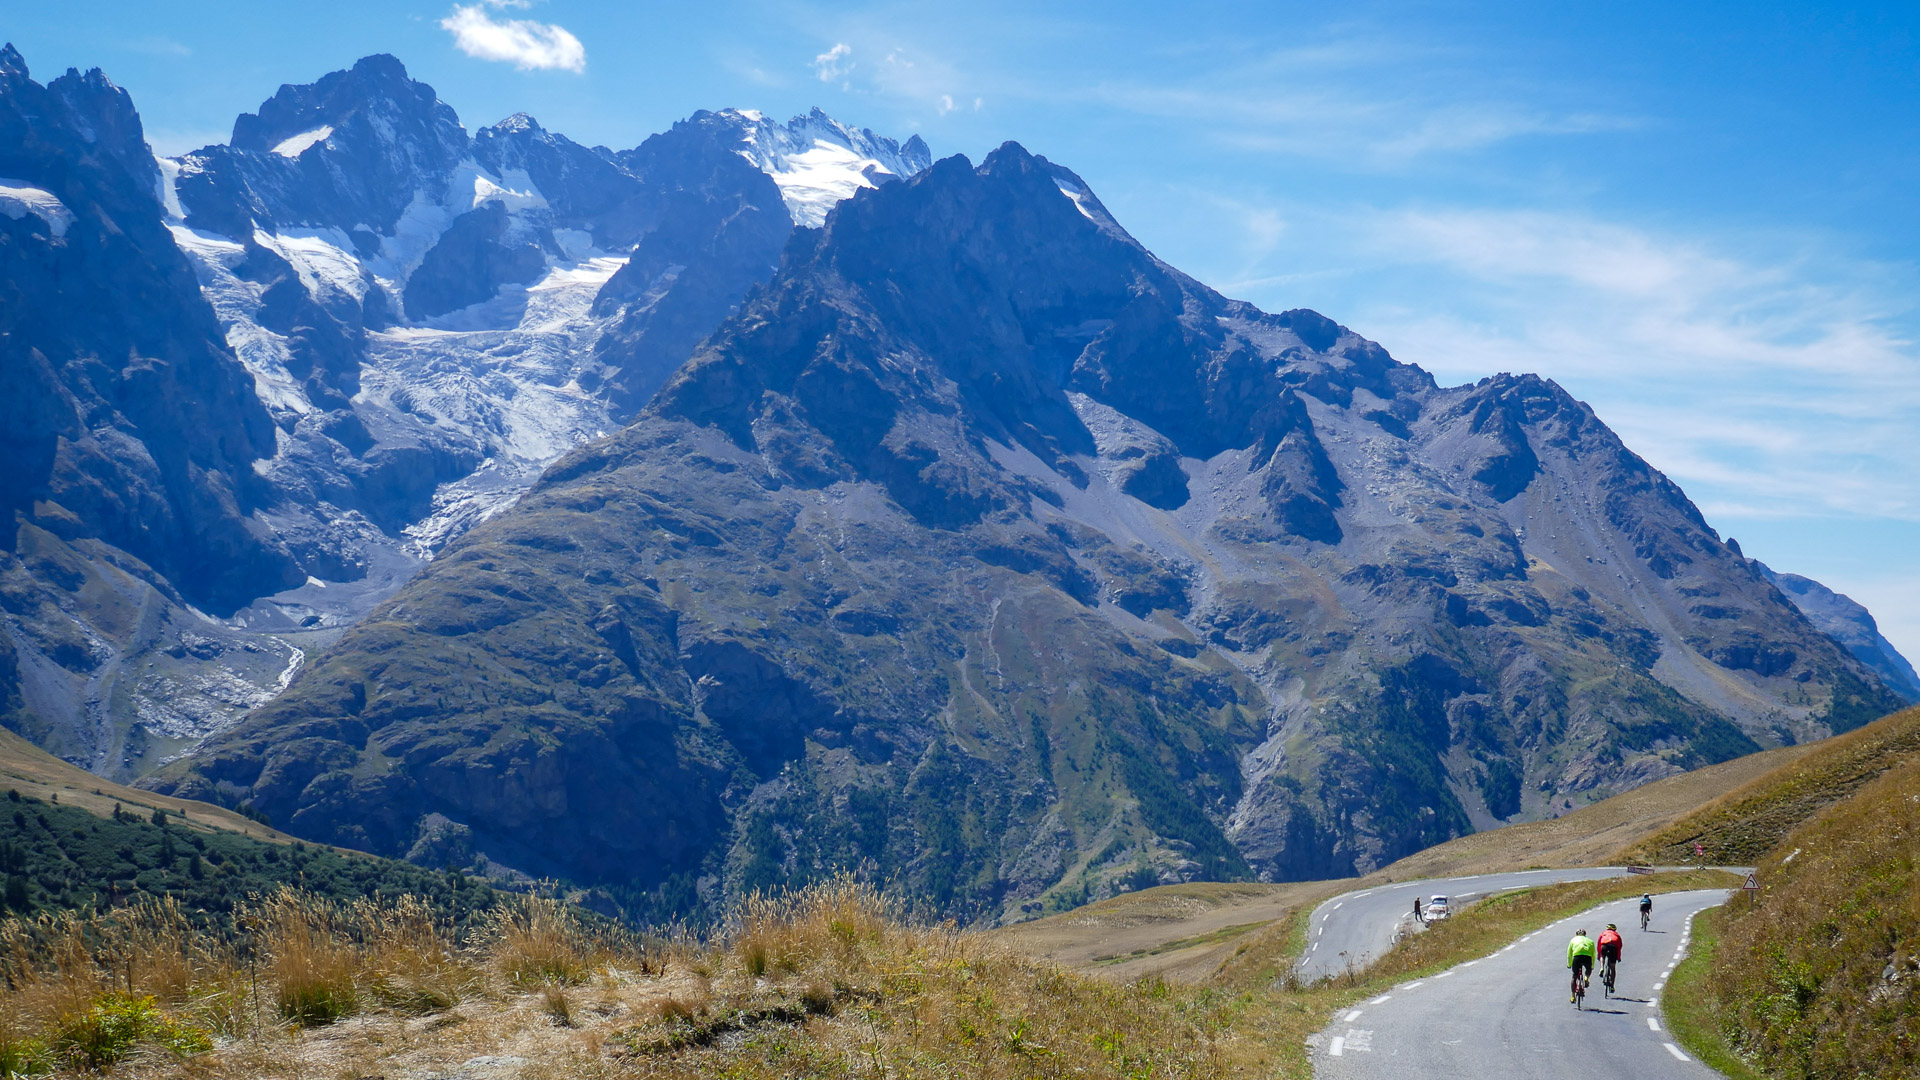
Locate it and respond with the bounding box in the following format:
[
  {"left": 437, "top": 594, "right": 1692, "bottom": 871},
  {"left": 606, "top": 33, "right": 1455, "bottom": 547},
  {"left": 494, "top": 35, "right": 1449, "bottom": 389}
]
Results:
[
  {"left": 720, "top": 107, "right": 932, "bottom": 226},
  {"left": 253, "top": 228, "right": 370, "bottom": 300},
  {"left": 0, "top": 178, "right": 74, "bottom": 236},
  {"left": 270, "top": 125, "right": 333, "bottom": 158},
  {"left": 153, "top": 155, "right": 186, "bottom": 222}
]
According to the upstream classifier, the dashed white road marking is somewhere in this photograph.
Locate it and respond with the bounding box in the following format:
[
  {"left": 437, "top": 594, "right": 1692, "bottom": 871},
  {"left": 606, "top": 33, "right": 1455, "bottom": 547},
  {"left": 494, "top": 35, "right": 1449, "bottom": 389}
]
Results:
[
  {"left": 1435, "top": 970, "right": 1455, "bottom": 979},
  {"left": 1332, "top": 902, "right": 1344, "bottom": 910},
  {"left": 1344, "top": 1009, "right": 1364, "bottom": 1022},
  {"left": 1403, "top": 980, "right": 1426, "bottom": 990},
  {"left": 1311, "top": 942, "right": 1319, "bottom": 952},
  {"left": 1653, "top": 981, "right": 1666, "bottom": 990},
  {"left": 1664, "top": 1043, "right": 1691, "bottom": 1062},
  {"left": 1369, "top": 994, "right": 1393, "bottom": 1005},
  {"left": 1329, "top": 1036, "right": 1345, "bottom": 1057},
  {"left": 1648, "top": 1017, "right": 1661, "bottom": 1032},
  {"left": 1460, "top": 960, "right": 1478, "bottom": 968}
]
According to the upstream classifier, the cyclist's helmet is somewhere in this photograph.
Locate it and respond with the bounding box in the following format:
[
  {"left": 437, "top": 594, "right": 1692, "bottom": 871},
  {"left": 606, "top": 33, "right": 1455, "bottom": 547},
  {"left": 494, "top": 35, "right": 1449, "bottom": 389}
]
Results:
[
  {"left": 1606, "top": 923, "right": 1617, "bottom": 930},
  {"left": 1577, "top": 928, "right": 1588, "bottom": 936},
  {"left": 1642, "top": 894, "right": 1652, "bottom": 902}
]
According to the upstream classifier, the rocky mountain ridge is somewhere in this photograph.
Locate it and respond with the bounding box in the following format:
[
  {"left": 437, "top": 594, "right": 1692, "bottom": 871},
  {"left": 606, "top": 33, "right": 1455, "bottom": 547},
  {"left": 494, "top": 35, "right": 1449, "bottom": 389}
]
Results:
[
  {"left": 0, "top": 47, "right": 927, "bottom": 778},
  {"left": 150, "top": 142, "right": 1909, "bottom": 921}
]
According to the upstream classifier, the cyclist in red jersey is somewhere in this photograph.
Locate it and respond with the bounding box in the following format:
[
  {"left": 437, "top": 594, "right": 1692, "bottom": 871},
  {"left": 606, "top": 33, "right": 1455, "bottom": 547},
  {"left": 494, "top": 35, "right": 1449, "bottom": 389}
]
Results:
[{"left": 1595, "top": 923, "right": 1623, "bottom": 991}]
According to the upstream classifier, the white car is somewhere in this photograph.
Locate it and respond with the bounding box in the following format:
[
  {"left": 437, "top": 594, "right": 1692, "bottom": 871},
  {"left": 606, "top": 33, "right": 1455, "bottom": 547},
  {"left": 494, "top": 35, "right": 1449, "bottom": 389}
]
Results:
[{"left": 1425, "top": 895, "right": 1451, "bottom": 921}]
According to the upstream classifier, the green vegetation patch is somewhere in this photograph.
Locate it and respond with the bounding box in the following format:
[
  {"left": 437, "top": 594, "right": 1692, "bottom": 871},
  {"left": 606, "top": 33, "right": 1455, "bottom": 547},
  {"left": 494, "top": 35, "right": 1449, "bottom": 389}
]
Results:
[
  {"left": 1617, "top": 704, "right": 1920, "bottom": 866},
  {"left": 1696, "top": 752, "right": 1920, "bottom": 1079},
  {"left": 0, "top": 789, "right": 497, "bottom": 928},
  {"left": 1662, "top": 906, "right": 1769, "bottom": 1080}
]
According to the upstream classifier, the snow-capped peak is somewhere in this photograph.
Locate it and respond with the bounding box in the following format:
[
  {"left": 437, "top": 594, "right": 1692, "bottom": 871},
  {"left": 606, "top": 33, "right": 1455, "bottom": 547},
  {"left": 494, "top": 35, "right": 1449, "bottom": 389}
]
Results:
[{"left": 715, "top": 107, "right": 933, "bottom": 227}]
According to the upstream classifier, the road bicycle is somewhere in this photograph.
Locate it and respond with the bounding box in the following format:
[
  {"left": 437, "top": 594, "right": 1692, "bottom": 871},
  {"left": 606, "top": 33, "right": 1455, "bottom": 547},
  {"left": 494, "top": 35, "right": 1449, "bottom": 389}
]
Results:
[
  {"left": 1602, "top": 954, "right": 1617, "bottom": 998},
  {"left": 1571, "top": 966, "right": 1588, "bottom": 1010},
  {"left": 1641, "top": 906, "right": 1651, "bottom": 931}
]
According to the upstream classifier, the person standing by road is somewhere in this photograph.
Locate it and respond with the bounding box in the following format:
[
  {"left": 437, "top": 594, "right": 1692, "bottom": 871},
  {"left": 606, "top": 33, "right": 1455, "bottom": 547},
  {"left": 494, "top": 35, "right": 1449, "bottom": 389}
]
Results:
[
  {"left": 1413, "top": 896, "right": 1425, "bottom": 926},
  {"left": 1566, "top": 928, "right": 1598, "bottom": 1003}
]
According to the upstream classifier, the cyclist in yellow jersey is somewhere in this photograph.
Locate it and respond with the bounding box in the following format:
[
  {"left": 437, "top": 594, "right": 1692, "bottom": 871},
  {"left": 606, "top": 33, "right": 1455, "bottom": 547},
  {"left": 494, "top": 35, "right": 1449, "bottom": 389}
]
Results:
[{"left": 1566, "top": 928, "right": 1598, "bottom": 1003}]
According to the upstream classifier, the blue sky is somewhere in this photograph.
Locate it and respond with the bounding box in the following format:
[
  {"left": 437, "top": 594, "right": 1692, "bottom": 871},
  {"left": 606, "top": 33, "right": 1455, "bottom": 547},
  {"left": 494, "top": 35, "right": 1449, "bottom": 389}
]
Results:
[{"left": 9, "top": 0, "right": 1920, "bottom": 660}]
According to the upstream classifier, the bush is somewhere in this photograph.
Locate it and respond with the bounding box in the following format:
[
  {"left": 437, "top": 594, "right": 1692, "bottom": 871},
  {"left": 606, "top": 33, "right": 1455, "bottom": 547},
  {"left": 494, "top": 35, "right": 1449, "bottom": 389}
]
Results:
[{"left": 48, "top": 994, "right": 210, "bottom": 1069}]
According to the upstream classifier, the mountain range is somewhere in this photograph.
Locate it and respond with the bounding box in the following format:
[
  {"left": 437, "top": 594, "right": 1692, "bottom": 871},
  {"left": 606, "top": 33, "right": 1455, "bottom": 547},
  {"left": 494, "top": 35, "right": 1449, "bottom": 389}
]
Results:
[{"left": 1, "top": 45, "right": 1912, "bottom": 922}]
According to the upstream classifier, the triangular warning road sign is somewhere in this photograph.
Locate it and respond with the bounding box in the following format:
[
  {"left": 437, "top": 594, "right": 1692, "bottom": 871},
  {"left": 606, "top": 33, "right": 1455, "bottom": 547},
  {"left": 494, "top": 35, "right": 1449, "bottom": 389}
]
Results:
[{"left": 1743, "top": 872, "right": 1760, "bottom": 891}]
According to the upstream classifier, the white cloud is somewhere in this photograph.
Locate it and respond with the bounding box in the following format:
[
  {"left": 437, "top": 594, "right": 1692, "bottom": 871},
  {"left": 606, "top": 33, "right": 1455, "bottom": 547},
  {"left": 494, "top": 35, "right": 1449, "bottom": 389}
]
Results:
[
  {"left": 937, "top": 94, "right": 955, "bottom": 115},
  {"left": 440, "top": 4, "right": 586, "bottom": 73},
  {"left": 1336, "top": 207, "right": 1920, "bottom": 525},
  {"left": 814, "top": 43, "right": 853, "bottom": 86}
]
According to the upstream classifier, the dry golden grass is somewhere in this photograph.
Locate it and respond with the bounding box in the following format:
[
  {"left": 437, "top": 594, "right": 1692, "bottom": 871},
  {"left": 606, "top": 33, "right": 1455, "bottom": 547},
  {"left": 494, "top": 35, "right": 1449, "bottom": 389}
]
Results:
[
  {"left": 0, "top": 878, "right": 1301, "bottom": 1079},
  {"left": 1615, "top": 703, "right": 1920, "bottom": 866},
  {"left": 1682, "top": 753, "right": 1920, "bottom": 1079}
]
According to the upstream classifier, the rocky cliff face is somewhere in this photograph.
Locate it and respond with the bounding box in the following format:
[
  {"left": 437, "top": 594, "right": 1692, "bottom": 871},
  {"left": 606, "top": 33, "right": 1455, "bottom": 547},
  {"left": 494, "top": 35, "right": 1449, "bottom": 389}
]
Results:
[
  {"left": 1, "top": 47, "right": 926, "bottom": 778},
  {"left": 150, "top": 144, "right": 1908, "bottom": 921},
  {"left": 1753, "top": 559, "right": 1919, "bottom": 702},
  {"left": 0, "top": 47, "right": 315, "bottom": 773}
]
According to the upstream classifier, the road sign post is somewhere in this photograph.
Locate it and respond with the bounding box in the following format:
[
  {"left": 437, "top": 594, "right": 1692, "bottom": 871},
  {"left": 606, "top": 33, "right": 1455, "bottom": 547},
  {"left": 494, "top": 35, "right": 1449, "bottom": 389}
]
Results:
[{"left": 1743, "top": 871, "right": 1760, "bottom": 904}]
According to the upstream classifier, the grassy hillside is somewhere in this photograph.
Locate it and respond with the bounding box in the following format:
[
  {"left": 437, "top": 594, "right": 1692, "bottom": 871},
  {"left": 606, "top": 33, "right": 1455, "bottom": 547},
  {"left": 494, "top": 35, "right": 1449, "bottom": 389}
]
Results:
[
  {"left": 0, "top": 879, "right": 1289, "bottom": 1079},
  {"left": 0, "top": 728, "right": 298, "bottom": 844},
  {"left": 1684, "top": 752, "right": 1920, "bottom": 1078},
  {"left": 1, "top": 790, "right": 499, "bottom": 928},
  {"left": 1369, "top": 738, "right": 1817, "bottom": 879},
  {"left": 1614, "top": 704, "right": 1920, "bottom": 865}
]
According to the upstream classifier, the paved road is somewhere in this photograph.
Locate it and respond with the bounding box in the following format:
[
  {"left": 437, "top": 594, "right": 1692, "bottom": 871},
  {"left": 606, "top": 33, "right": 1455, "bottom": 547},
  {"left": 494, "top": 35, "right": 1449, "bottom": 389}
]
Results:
[
  {"left": 1312, "top": 888, "right": 1728, "bottom": 1079},
  {"left": 1298, "top": 867, "right": 1641, "bottom": 979}
]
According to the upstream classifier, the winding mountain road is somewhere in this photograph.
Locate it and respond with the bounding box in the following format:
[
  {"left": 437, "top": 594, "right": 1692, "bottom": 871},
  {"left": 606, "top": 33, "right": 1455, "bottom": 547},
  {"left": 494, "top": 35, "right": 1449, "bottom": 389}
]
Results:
[
  {"left": 1298, "top": 867, "right": 1644, "bottom": 979},
  {"left": 1312, "top": 888, "right": 1730, "bottom": 1079}
]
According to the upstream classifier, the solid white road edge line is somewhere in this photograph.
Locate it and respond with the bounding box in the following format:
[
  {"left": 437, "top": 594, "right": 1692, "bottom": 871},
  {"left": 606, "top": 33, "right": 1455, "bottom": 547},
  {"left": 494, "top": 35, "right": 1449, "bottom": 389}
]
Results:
[{"left": 1664, "top": 1042, "right": 1690, "bottom": 1061}]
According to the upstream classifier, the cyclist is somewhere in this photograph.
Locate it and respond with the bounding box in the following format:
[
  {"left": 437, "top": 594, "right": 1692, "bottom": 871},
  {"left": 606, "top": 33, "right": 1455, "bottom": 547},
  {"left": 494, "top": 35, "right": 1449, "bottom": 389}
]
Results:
[
  {"left": 1640, "top": 893, "right": 1653, "bottom": 929},
  {"left": 1596, "top": 923, "right": 1623, "bottom": 991},
  {"left": 1567, "top": 928, "right": 1597, "bottom": 1003}
]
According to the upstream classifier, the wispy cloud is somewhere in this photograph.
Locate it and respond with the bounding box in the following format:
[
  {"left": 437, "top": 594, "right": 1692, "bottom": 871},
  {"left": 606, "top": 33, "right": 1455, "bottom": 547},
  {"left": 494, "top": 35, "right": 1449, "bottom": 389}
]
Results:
[
  {"left": 440, "top": 3, "right": 586, "bottom": 72},
  {"left": 1343, "top": 207, "right": 1920, "bottom": 523},
  {"left": 813, "top": 43, "right": 853, "bottom": 87}
]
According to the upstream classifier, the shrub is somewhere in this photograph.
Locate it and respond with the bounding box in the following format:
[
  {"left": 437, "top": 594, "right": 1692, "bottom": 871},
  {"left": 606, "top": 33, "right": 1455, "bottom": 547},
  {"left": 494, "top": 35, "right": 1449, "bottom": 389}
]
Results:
[{"left": 48, "top": 994, "right": 210, "bottom": 1070}]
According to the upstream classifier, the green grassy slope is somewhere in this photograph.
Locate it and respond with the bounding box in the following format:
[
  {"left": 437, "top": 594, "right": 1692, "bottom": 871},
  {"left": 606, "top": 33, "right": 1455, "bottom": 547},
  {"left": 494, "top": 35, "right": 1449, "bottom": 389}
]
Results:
[
  {"left": 0, "top": 789, "right": 498, "bottom": 928},
  {"left": 1614, "top": 704, "right": 1920, "bottom": 865},
  {"left": 1685, "top": 752, "right": 1920, "bottom": 1078}
]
